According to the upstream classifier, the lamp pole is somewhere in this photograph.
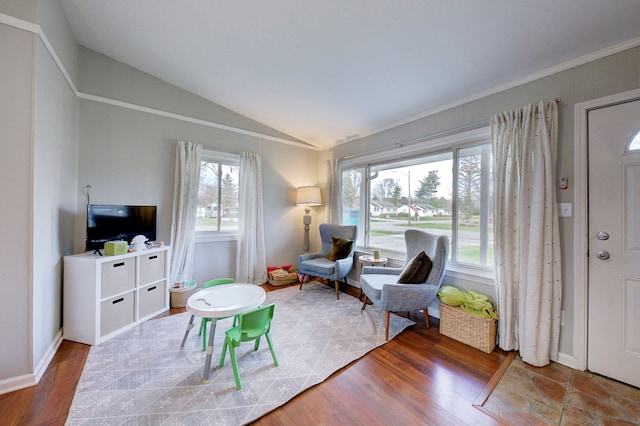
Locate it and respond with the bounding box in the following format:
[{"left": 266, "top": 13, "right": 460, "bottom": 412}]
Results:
[
  {"left": 302, "top": 206, "right": 311, "bottom": 252},
  {"left": 296, "top": 186, "right": 322, "bottom": 252}
]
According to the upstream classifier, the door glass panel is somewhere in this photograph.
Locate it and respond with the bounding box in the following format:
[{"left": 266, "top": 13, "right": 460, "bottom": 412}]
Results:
[{"left": 629, "top": 130, "right": 640, "bottom": 151}]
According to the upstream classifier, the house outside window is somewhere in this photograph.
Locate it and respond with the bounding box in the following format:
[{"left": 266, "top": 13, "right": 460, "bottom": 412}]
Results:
[
  {"left": 340, "top": 127, "right": 493, "bottom": 272},
  {"left": 195, "top": 150, "right": 239, "bottom": 239}
]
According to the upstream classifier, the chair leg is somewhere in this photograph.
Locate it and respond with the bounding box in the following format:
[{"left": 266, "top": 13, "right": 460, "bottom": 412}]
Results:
[
  {"left": 254, "top": 336, "right": 261, "bottom": 351},
  {"left": 423, "top": 308, "right": 430, "bottom": 329},
  {"left": 201, "top": 319, "right": 209, "bottom": 351},
  {"left": 229, "top": 344, "right": 242, "bottom": 390},
  {"left": 299, "top": 275, "right": 306, "bottom": 290},
  {"left": 219, "top": 338, "right": 229, "bottom": 368},
  {"left": 334, "top": 280, "right": 340, "bottom": 299},
  {"left": 384, "top": 311, "right": 390, "bottom": 341},
  {"left": 361, "top": 295, "right": 368, "bottom": 311},
  {"left": 265, "top": 332, "right": 279, "bottom": 366}
]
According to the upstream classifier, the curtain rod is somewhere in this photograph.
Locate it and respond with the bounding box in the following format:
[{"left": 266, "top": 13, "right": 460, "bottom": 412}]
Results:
[{"left": 341, "top": 99, "right": 560, "bottom": 162}]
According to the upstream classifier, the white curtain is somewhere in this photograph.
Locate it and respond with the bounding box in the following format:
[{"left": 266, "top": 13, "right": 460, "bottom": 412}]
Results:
[
  {"left": 235, "top": 152, "right": 267, "bottom": 284},
  {"left": 169, "top": 140, "right": 202, "bottom": 284},
  {"left": 491, "top": 100, "right": 562, "bottom": 367},
  {"left": 326, "top": 158, "right": 342, "bottom": 224}
]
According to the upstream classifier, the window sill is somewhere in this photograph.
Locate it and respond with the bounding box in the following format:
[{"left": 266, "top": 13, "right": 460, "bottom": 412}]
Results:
[
  {"left": 195, "top": 232, "right": 238, "bottom": 244},
  {"left": 355, "top": 246, "right": 494, "bottom": 285},
  {"left": 445, "top": 264, "right": 494, "bottom": 286}
]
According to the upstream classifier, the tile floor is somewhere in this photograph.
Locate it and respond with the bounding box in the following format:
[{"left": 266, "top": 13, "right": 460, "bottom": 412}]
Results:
[{"left": 480, "top": 356, "right": 640, "bottom": 425}]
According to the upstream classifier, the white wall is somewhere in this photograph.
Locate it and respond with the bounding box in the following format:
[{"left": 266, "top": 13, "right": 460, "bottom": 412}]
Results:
[
  {"left": 32, "top": 36, "right": 78, "bottom": 371},
  {"left": 76, "top": 46, "right": 308, "bottom": 148},
  {"left": 75, "top": 48, "right": 321, "bottom": 284},
  {"left": 0, "top": 21, "right": 35, "bottom": 384},
  {"left": 326, "top": 46, "right": 640, "bottom": 360},
  {"left": 36, "top": 0, "right": 77, "bottom": 84},
  {"left": 0, "top": 0, "right": 35, "bottom": 21},
  {"left": 0, "top": 0, "right": 78, "bottom": 391}
]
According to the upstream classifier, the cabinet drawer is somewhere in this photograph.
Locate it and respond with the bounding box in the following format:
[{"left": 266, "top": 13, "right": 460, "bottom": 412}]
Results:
[
  {"left": 139, "top": 282, "right": 166, "bottom": 318},
  {"left": 139, "top": 251, "right": 166, "bottom": 285},
  {"left": 101, "top": 292, "right": 135, "bottom": 336},
  {"left": 101, "top": 258, "right": 135, "bottom": 298}
]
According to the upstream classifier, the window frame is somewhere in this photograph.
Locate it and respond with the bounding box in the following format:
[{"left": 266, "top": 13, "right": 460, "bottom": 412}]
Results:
[
  {"left": 340, "top": 126, "right": 494, "bottom": 278},
  {"left": 451, "top": 142, "right": 493, "bottom": 269},
  {"left": 195, "top": 149, "right": 239, "bottom": 243}
]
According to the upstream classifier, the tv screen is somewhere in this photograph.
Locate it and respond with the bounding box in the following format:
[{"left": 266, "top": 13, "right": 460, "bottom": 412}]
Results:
[{"left": 86, "top": 205, "right": 157, "bottom": 252}]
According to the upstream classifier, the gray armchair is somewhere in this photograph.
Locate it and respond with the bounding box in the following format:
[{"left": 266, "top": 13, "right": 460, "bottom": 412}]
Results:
[
  {"left": 299, "top": 224, "right": 357, "bottom": 299},
  {"left": 361, "top": 230, "right": 449, "bottom": 340}
]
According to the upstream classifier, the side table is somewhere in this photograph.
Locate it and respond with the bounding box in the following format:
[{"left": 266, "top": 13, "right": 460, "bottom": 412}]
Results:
[
  {"left": 358, "top": 254, "right": 388, "bottom": 302},
  {"left": 358, "top": 254, "right": 389, "bottom": 268}
]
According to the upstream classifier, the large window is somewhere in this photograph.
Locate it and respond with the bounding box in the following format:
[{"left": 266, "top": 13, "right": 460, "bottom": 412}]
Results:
[
  {"left": 341, "top": 128, "right": 493, "bottom": 271},
  {"left": 196, "top": 150, "right": 239, "bottom": 235}
]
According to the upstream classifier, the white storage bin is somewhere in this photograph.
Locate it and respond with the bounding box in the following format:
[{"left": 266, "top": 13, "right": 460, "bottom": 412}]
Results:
[
  {"left": 139, "top": 251, "right": 166, "bottom": 285},
  {"left": 101, "top": 258, "right": 135, "bottom": 298},
  {"left": 101, "top": 292, "right": 135, "bottom": 336}
]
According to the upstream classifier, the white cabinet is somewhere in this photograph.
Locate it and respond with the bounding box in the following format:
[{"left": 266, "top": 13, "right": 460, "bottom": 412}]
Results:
[{"left": 63, "top": 246, "right": 171, "bottom": 345}]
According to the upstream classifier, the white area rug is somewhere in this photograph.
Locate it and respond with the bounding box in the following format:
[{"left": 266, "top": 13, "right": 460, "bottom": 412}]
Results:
[{"left": 66, "top": 282, "right": 415, "bottom": 425}]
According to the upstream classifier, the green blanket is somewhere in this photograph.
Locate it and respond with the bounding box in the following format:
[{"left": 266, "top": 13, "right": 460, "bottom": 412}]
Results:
[{"left": 437, "top": 286, "right": 498, "bottom": 319}]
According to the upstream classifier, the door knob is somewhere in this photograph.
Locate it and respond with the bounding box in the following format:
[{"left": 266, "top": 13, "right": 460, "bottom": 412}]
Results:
[
  {"left": 596, "top": 232, "right": 610, "bottom": 241},
  {"left": 595, "top": 250, "right": 610, "bottom": 260}
]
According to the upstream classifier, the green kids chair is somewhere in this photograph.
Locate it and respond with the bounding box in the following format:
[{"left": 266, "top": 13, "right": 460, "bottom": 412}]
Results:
[
  {"left": 198, "top": 278, "right": 235, "bottom": 351},
  {"left": 219, "top": 303, "right": 278, "bottom": 390}
]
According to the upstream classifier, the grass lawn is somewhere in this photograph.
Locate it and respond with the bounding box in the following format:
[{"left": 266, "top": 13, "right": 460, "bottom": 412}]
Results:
[
  {"left": 196, "top": 217, "right": 236, "bottom": 226},
  {"left": 457, "top": 244, "right": 495, "bottom": 264},
  {"left": 388, "top": 221, "right": 493, "bottom": 233}
]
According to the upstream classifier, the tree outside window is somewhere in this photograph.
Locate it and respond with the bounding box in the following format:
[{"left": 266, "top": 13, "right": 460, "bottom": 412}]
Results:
[{"left": 196, "top": 153, "right": 239, "bottom": 233}]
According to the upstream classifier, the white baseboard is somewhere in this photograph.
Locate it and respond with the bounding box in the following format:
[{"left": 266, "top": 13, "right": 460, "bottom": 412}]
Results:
[
  {"left": 0, "top": 329, "right": 63, "bottom": 395},
  {"left": 0, "top": 373, "right": 37, "bottom": 395},
  {"left": 34, "top": 329, "right": 63, "bottom": 382},
  {"left": 555, "top": 351, "right": 580, "bottom": 370}
]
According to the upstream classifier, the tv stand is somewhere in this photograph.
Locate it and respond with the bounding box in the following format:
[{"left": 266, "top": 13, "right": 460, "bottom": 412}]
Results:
[{"left": 63, "top": 246, "right": 171, "bottom": 345}]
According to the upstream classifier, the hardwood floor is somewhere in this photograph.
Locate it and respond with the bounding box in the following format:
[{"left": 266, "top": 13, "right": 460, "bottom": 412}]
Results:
[{"left": 0, "top": 282, "right": 508, "bottom": 426}]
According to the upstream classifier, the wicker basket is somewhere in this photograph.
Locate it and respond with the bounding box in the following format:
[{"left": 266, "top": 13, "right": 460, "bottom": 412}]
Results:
[
  {"left": 169, "top": 281, "right": 197, "bottom": 308},
  {"left": 267, "top": 269, "right": 299, "bottom": 286},
  {"left": 439, "top": 302, "right": 497, "bottom": 353}
]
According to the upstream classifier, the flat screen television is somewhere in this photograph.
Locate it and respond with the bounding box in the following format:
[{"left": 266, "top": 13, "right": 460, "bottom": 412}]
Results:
[{"left": 86, "top": 204, "right": 157, "bottom": 252}]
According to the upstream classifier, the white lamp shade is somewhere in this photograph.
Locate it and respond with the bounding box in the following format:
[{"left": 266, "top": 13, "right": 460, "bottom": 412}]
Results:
[{"left": 296, "top": 186, "right": 322, "bottom": 206}]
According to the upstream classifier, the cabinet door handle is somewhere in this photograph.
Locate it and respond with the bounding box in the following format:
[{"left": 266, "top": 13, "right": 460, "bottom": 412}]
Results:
[
  {"left": 147, "top": 286, "right": 157, "bottom": 292},
  {"left": 149, "top": 255, "right": 158, "bottom": 260},
  {"left": 113, "top": 262, "right": 125, "bottom": 268},
  {"left": 112, "top": 297, "right": 124, "bottom": 304}
]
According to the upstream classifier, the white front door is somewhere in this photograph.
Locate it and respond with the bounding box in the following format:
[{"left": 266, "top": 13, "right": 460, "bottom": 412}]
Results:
[{"left": 588, "top": 99, "right": 640, "bottom": 388}]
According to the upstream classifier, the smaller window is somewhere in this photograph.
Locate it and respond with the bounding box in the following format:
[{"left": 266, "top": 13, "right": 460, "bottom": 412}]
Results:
[
  {"left": 196, "top": 150, "right": 239, "bottom": 235},
  {"left": 629, "top": 130, "right": 640, "bottom": 152}
]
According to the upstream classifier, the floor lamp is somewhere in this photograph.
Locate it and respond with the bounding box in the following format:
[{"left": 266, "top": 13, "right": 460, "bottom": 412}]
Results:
[{"left": 296, "top": 186, "right": 322, "bottom": 252}]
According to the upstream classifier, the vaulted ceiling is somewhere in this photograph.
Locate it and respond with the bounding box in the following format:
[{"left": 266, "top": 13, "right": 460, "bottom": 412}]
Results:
[{"left": 60, "top": 0, "right": 640, "bottom": 149}]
